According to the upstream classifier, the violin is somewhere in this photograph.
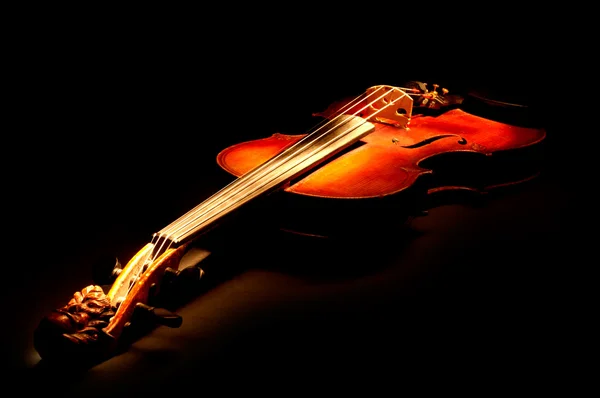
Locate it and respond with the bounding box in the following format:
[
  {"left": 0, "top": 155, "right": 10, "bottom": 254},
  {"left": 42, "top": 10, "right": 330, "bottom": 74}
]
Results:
[{"left": 32, "top": 81, "right": 546, "bottom": 366}]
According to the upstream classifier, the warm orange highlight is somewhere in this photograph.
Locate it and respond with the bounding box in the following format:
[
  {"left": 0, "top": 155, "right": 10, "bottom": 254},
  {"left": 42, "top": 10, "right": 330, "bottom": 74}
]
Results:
[
  {"left": 217, "top": 109, "right": 546, "bottom": 198},
  {"left": 104, "top": 243, "right": 189, "bottom": 339}
]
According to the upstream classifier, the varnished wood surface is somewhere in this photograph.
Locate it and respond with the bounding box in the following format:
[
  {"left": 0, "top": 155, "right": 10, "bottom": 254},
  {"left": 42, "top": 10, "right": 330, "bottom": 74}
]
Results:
[{"left": 218, "top": 109, "right": 545, "bottom": 198}]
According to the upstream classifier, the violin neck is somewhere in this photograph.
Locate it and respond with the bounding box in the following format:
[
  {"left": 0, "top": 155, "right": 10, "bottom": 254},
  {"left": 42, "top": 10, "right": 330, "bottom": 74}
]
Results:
[{"left": 155, "top": 114, "right": 376, "bottom": 245}]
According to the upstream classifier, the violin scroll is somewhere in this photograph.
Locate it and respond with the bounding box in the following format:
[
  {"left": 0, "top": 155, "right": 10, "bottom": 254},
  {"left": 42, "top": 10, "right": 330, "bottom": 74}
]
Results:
[
  {"left": 33, "top": 284, "right": 118, "bottom": 363},
  {"left": 33, "top": 242, "right": 207, "bottom": 364}
]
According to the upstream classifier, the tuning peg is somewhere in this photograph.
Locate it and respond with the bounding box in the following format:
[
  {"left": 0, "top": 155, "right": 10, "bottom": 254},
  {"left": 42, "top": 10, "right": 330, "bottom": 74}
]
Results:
[
  {"left": 92, "top": 254, "right": 122, "bottom": 286},
  {"left": 131, "top": 302, "right": 182, "bottom": 328}
]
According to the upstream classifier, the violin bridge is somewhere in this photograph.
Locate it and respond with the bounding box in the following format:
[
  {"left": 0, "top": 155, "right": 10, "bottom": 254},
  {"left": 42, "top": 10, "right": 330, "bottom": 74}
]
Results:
[{"left": 361, "top": 85, "right": 413, "bottom": 129}]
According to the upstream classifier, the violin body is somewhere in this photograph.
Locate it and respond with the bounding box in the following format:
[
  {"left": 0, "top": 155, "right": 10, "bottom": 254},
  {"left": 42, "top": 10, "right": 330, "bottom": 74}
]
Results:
[
  {"left": 217, "top": 104, "right": 546, "bottom": 237},
  {"left": 32, "top": 82, "right": 547, "bottom": 366}
]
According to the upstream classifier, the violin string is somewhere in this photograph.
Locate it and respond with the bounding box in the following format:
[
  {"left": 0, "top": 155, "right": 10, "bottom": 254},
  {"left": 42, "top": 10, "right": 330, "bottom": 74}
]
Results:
[
  {"left": 117, "top": 90, "right": 380, "bottom": 301},
  {"left": 120, "top": 87, "right": 410, "bottom": 302},
  {"left": 160, "top": 86, "right": 398, "bottom": 242},
  {"left": 165, "top": 87, "right": 410, "bottom": 243},
  {"left": 138, "top": 94, "right": 372, "bottom": 280},
  {"left": 156, "top": 89, "right": 372, "bottom": 241},
  {"left": 157, "top": 88, "right": 381, "bottom": 239},
  {"left": 163, "top": 86, "right": 408, "bottom": 242},
  {"left": 171, "top": 90, "right": 410, "bottom": 242}
]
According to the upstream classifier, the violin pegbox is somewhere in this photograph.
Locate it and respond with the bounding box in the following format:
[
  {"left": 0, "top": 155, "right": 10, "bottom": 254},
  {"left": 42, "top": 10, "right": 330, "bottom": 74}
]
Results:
[
  {"left": 33, "top": 241, "right": 206, "bottom": 364},
  {"left": 360, "top": 85, "right": 414, "bottom": 129}
]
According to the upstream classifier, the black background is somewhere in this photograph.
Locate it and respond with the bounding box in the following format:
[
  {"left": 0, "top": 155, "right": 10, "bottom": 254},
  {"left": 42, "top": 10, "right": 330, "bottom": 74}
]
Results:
[{"left": 2, "top": 12, "right": 583, "bottom": 394}]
